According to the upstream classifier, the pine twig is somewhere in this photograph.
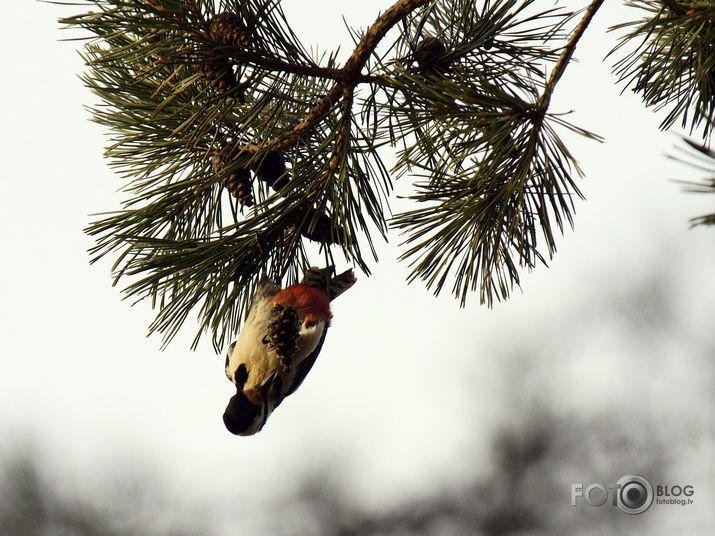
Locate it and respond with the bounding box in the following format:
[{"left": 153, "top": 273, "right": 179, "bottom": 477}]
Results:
[{"left": 540, "top": 0, "right": 605, "bottom": 108}]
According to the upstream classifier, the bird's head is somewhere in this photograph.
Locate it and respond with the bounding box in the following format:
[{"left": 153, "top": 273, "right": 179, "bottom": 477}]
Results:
[{"left": 223, "top": 390, "right": 265, "bottom": 436}]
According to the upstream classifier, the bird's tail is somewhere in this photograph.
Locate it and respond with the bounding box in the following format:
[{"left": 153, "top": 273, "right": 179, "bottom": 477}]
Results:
[{"left": 301, "top": 266, "right": 356, "bottom": 300}]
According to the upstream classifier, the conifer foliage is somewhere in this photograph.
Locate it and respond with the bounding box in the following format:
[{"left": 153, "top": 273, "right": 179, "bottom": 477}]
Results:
[{"left": 59, "top": 0, "right": 713, "bottom": 349}]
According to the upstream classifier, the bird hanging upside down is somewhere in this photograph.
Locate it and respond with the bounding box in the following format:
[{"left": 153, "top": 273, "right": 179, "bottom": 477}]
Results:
[{"left": 223, "top": 266, "right": 356, "bottom": 435}]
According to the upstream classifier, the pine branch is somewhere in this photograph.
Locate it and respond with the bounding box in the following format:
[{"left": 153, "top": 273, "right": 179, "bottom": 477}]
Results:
[
  {"left": 60, "top": 0, "right": 607, "bottom": 349},
  {"left": 540, "top": 0, "right": 605, "bottom": 107},
  {"left": 389, "top": 0, "right": 601, "bottom": 305},
  {"left": 241, "top": 0, "right": 432, "bottom": 155},
  {"left": 610, "top": 0, "right": 715, "bottom": 139},
  {"left": 669, "top": 137, "right": 715, "bottom": 226}
]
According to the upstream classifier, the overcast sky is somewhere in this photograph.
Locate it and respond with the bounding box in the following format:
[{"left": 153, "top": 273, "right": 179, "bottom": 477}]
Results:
[{"left": 1, "top": 1, "right": 713, "bottom": 534}]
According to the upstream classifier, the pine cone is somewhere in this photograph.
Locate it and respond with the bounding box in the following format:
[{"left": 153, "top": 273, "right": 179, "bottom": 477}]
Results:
[
  {"left": 196, "top": 56, "right": 238, "bottom": 93},
  {"left": 209, "top": 12, "right": 250, "bottom": 48},
  {"left": 299, "top": 207, "right": 352, "bottom": 246},
  {"left": 212, "top": 152, "right": 254, "bottom": 207},
  {"left": 414, "top": 37, "right": 449, "bottom": 71},
  {"left": 265, "top": 304, "right": 300, "bottom": 372},
  {"left": 254, "top": 151, "right": 289, "bottom": 190},
  {"left": 196, "top": 12, "right": 249, "bottom": 96}
]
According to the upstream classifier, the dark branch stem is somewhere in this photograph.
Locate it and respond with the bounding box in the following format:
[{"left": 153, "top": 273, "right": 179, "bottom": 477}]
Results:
[
  {"left": 230, "top": 51, "right": 383, "bottom": 85},
  {"left": 539, "top": 0, "right": 605, "bottom": 109}
]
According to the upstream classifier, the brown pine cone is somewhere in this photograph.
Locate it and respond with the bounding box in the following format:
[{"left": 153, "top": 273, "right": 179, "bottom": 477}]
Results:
[
  {"left": 196, "top": 56, "right": 238, "bottom": 93},
  {"left": 209, "top": 12, "right": 250, "bottom": 48},
  {"left": 265, "top": 304, "right": 300, "bottom": 372},
  {"left": 414, "top": 37, "right": 449, "bottom": 71},
  {"left": 299, "top": 207, "right": 353, "bottom": 246},
  {"left": 254, "top": 151, "right": 289, "bottom": 190},
  {"left": 212, "top": 152, "right": 254, "bottom": 207}
]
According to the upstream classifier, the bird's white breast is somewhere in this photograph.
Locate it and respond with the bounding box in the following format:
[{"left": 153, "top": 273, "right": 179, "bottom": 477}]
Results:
[{"left": 227, "top": 298, "right": 325, "bottom": 397}]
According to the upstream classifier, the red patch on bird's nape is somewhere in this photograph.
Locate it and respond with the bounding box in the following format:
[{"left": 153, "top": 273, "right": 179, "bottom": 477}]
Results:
[{"left": 273, "top": 285, "right": 332, "bottom": 326}]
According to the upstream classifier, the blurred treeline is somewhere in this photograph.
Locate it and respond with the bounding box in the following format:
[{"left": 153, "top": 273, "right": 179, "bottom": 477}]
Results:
[{"left": 0, "top": 410, "right": 669, "bottom": 535}]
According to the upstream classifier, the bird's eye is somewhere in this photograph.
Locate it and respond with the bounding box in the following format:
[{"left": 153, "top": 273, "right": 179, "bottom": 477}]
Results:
[{"left": 234, "top": 363, "right": 249, "bottom": 386}]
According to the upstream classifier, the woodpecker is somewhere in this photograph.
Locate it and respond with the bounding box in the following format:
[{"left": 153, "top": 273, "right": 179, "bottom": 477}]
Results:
[{"left": 223, "top": 266, "right": 356, "bottom": 435}]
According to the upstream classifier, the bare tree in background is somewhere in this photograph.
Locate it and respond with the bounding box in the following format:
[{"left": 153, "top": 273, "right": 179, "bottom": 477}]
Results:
[
  {"left": 0, "top": 453, "right": 210, "bottom": 536},
  {"left": 263, "top": 408, "right": 668, "bottom": 536},
  {"left": 0, "top": 408, "right": 668, "bottom": 536}
]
